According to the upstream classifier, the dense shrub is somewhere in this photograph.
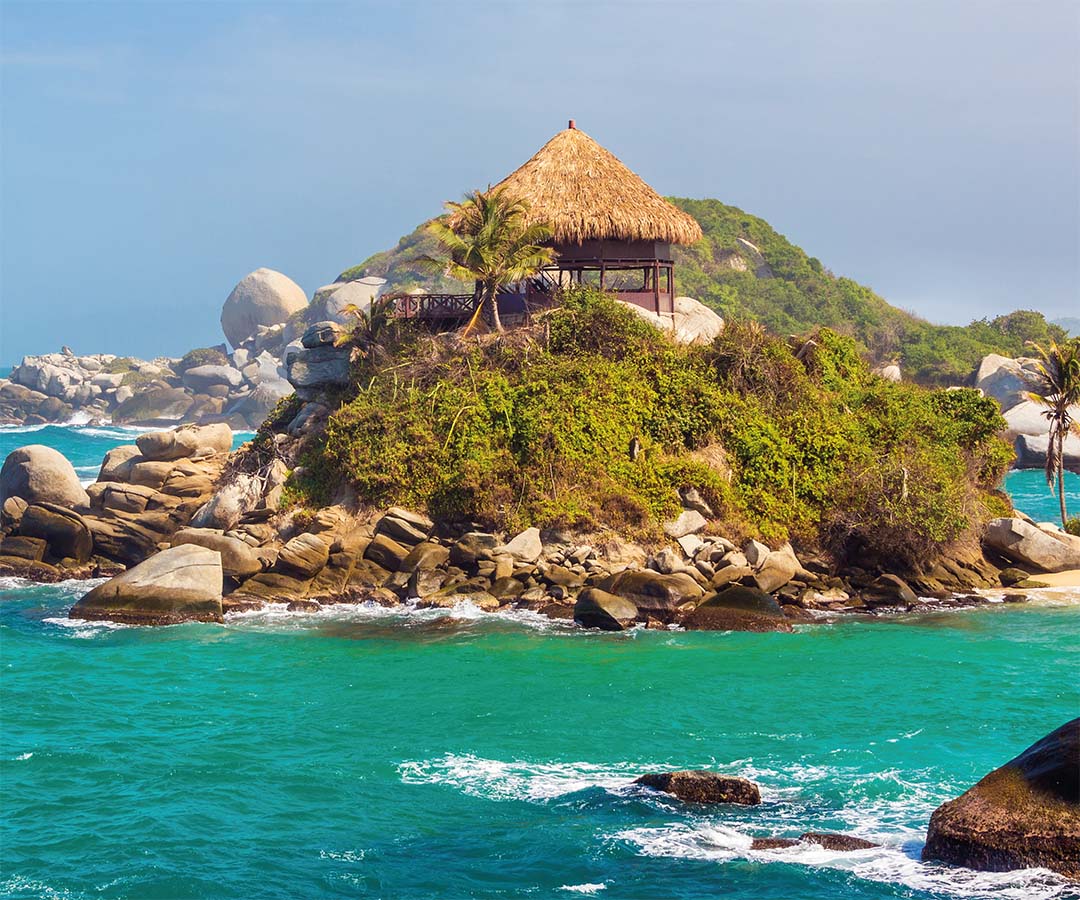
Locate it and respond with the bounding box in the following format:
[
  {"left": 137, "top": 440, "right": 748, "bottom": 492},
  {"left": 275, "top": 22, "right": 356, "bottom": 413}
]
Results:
[
  {"left": 310, "top": 288, "right": 1011, "bottom": 567},
  {"left": 176, "top": 346, "right": 229, "bottom": 373}
]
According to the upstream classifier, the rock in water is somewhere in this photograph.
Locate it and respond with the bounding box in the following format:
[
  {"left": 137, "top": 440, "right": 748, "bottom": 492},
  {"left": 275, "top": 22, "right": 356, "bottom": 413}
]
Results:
[
  {"left": 221, "top": 268, "right": 308, "bottom": 349},
  {"left": 682, "top": 585, "right": 793, "bottom": 633},
  {"left": 71, "top": 544, "right": 224, "bottom": 625},
  {"left": 634, "top": 771, "right": 761, "bottom": 805},
  {"left": 922, "top": 718, "right": 1080, "bottom": 878},
  {"left": 1, "top": 445, "right": 90, "bottom": 508},
  {"left": 573, "top": 588, "right": 638, "bottom": 630}
]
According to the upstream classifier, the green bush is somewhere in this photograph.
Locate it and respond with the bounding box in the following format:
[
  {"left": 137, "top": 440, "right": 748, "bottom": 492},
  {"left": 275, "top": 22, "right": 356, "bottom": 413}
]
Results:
[
  {"left": 313, "top": 287, "right": 1012, "bottom": 568},
  {"left": 176, "top": 346, "right": 229, "bottom": 373},
  {"left": 1066, "top": 518, "right": 1080, "bottom": 537}
]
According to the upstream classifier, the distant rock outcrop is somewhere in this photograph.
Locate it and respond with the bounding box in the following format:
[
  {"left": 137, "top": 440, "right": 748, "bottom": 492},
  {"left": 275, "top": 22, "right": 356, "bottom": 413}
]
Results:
[{"left": 221, "top": 268, "right": 309, "bottom": 349}]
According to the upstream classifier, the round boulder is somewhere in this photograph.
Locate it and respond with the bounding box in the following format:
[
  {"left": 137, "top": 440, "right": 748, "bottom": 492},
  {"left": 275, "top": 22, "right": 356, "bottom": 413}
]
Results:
[
  {"left": 221, "top": 268, "right": 308, "bottom": 349},
  {"left": 1, "top": 445, "right": 90, "bottom": 508},
  {"left": 922, "top": 718, "right": 1079, "bottom": 878}
]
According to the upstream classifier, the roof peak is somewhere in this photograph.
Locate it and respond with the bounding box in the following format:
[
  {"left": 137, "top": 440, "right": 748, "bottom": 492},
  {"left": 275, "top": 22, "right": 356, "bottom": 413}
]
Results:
[{"left": 485, "top": 127, "right": 703, "bottom": 246}]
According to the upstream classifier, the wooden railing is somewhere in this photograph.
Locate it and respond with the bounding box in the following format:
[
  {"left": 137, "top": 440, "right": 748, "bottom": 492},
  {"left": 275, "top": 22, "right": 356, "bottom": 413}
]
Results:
[{"left": 387, "top": 292, "right": 478, "bottom": 320}]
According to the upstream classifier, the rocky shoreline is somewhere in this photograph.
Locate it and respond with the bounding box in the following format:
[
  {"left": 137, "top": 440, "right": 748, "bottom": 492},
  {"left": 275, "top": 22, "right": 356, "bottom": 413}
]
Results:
[{"left": 2, "top": 423, "right": 1079, "bottom": 631}]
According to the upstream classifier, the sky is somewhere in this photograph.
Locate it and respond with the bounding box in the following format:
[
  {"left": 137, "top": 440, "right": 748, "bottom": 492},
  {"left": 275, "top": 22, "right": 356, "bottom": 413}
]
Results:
[{"left": 1, "top": 0, "right": 1078, "bottom": 364}]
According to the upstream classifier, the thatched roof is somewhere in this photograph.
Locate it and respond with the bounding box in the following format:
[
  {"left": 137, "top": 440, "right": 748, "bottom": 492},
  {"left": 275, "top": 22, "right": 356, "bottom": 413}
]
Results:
[{"left": 484, "top": 125, "right": 703, "bottom": 246}]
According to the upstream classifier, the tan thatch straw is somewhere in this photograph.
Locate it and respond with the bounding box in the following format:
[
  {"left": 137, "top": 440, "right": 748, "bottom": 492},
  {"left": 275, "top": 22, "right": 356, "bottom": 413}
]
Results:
[{"left": 468, "top": 124, "right": 703, "bottom": 246}]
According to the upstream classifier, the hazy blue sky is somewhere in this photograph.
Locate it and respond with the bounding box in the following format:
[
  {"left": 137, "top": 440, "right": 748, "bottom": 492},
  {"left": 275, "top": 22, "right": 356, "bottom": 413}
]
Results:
[{"left": 2, "top": 0, "right": 1077, "bottom": 363}]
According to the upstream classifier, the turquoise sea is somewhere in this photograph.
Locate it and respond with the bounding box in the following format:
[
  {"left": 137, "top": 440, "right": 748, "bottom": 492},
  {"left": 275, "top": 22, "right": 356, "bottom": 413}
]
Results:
[{"left": 1, "top": 425, "right": 1079, "bottom": 900}]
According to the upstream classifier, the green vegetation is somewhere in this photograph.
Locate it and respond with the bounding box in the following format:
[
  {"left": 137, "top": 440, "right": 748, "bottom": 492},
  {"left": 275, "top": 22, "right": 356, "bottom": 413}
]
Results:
[
  {"left": 340, "top": 198, "right": 1066, "bottom": 385},
  {"left": 424, "top": 189, "right": 554, "bottom": 333},
  {"left": 297, "top": 288, "right": 1009, "bottom": 571},
  {"left": 1023, "top": 337, "right": 1080, "bottom": 525},
  {"left": 176, "top": 346, "right": 229, "bottom": 373}
]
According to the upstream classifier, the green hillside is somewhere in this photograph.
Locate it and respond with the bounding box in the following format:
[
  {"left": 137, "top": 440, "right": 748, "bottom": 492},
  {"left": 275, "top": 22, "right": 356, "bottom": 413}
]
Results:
[{"left": 338, "top": 198, "right": 1066, "bottom": 385}]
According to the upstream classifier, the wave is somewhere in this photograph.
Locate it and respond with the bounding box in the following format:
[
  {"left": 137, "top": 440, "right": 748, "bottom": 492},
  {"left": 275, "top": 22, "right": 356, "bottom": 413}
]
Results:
[
  {"left": 612, "top": 822, "right": 1076, "bottom": 900},
  {"left": 397, "top": 753, "right": 647, "bottom": 802},
  {"left": 395, "top": 752, "right": 1079, "bottom": 900}
]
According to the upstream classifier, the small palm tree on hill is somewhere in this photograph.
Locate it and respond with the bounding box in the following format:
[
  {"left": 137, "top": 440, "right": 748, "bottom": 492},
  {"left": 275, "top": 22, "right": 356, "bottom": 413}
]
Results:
[
  {"left": 425, "top": 188, "right": 554, "bottom": 333},
  {"left": 1025, "top": 337, "right": 1080, "bottom": 526}
]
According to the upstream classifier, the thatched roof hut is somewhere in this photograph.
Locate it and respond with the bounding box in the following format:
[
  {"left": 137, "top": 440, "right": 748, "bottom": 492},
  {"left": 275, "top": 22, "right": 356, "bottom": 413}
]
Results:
[{"left": 487, "top": 122, "right": 702, "bottom": 246}]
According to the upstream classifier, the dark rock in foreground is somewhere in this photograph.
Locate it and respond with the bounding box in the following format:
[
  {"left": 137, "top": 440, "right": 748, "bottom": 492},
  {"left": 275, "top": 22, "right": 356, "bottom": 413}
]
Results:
[
  {"left": 681, "top": 585, "right": 793, "bottom": 632},
  {"left": 922, "top": 718, "right": 1080, "bottom": 878},
  {"left": 634, "top": 770, "right": 761, "bottom": 805},
  {"left": 751, "top": 832, "right": 879, "bottom": 851}
]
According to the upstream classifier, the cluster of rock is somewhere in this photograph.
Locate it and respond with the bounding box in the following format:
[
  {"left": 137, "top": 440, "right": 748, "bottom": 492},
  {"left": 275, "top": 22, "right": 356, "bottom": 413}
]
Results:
[
  {"left": 0, "top": 268, "right": 384, "bottom": 429},
  {"left": 0, "top": 346, "right": 290, "bottom": 429},
  {"left": 635, "top": 717, "right": 1080, "bottom": 881},
  {"left": 0, "top": 424, "right": 243, "bottom": 588},
  {"left": 975, "top": 353, "right": 1080, "bottom": 473}
]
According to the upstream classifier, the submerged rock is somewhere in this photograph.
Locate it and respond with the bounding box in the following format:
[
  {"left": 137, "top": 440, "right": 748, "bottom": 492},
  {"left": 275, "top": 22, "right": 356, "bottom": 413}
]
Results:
[
  {"left": 922, "top": 718, "right": 1080, "bottom": 878},
  {"left": 634, "top": 771, "right": 760, "bottom": 805},
  {"left": 71, "top": 544, "right": 224, "bottom": 625},
  {"left": 751, "top": 832, "right": 878, "bottom": 851}
]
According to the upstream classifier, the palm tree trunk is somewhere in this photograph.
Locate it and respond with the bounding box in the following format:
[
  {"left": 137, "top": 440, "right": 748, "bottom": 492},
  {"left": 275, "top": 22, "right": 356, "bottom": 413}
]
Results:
[
  {"left": 487, "top": 283, "right": 504, "bottom": 333},
  {"left": 1059, "top": 430, "right": 1069, "bottom": 527}
]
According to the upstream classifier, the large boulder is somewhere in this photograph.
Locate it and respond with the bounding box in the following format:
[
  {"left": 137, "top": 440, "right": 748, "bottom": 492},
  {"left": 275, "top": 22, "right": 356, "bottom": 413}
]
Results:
[
  {"left": 974, "top": 355, "right": 1041, "bottom": 412},
  {"left": 498, "top": 527, "right": 543, "bottom": 564},
  {"left": 573, "top": 588, "right": 638, "bottom": 631},
  {"left": 314, "top": 278, "right": 386, "bottom": 324},
  {"left": 97, "top": 445, "right": 142, "bottom": 482},
  {"left": 672, "top": 296, "right": 725, "bottom": 345},
  {"left": 595, "top": 569, "right": 703, "bottom": 613},
  {"left": 181, "top": 364, "right": 243, "bottom": 393},
  {"left": 70, "top": 544, "right": 224, "bottom": 625},
  {"left": 168, "top": 528, "right": 262, "bottom": 580},
  {"left": 983, "top": 517, "right": 1080, "bottom": 573},
  {"left": 922, "top": 718, "right": 1079, "bottom": 878},
  {"left": 285, "top": 345, "right": 353, "bottom": 397},
  {"left": 1, "top": 445, "right": 90, "bottom": 508},
  {"left": 190, "top": 474, "right": 263, "bottom": 531},
  {"left": 112, "top": 387, "right": 193, "bottom": 424},
  {"left": 635, "top": 771, "right": 760, "bottom": 805},
  {"left": 221, "top": 268, "right": 308, "bottom": 349},
  {"left": 682, "top": 585, "right": 793, "bottom": 632},
  {"left": 136, "top": 424, "right": 233, "bottom": 462},
  {"left": 18, "top": 503, "right": 93, "bottom": 564},
  {"left": 617, "top": 297, "right": 724, "bottom": 346},
  {"left": 1014, "top": 433, "right": 1080, "bottom": 475}
]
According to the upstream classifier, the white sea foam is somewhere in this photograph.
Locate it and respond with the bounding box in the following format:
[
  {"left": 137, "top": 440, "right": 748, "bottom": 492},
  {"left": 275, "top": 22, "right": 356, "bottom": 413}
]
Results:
[
  {"left": 14, "top": 752, "right": 33, "bottom": 760},
  {"left": 397, "top": 754, "right": 646, "bottom": 801},
  {"left": 612, "top": 822, "right": 1077, "bottom": 900},
  {"left": 224, "top": 597, "right": 584, "bottom": 636},
  {"left": 559, "top": 884, "right": 606, "bottom": 894}
]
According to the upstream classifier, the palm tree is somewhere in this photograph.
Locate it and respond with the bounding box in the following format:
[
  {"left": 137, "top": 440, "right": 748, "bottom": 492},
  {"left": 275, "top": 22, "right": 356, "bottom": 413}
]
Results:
[
  {"left": 1025, "top": 337, "right": 1080, "bottom": 526},
  {"left": 425, "top": 188, "right": 554, "bottom": 333}
]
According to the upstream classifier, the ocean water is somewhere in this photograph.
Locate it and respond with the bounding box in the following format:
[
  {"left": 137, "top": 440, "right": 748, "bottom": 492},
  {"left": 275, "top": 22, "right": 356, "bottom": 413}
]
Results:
[{"left": 1, "top": 426, "right": 1079, "bottom": 900}]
